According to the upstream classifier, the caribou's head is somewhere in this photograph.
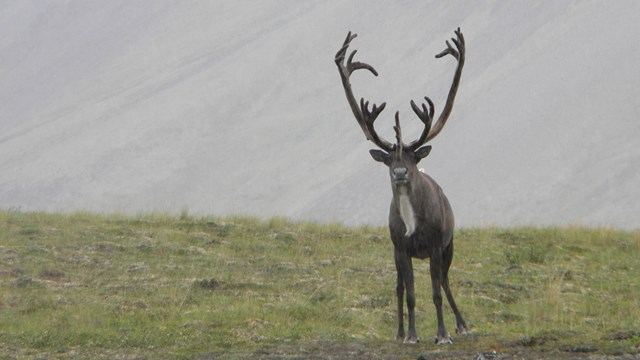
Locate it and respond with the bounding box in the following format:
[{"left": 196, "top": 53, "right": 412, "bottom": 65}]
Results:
[{"left": 369, "top": 112, "right": 432, "bottom": 193}]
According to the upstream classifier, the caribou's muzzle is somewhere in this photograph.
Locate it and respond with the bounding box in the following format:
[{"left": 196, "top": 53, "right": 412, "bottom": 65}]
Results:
[{"left": 393, "top": 167, "right": 409, "bottom": 185}]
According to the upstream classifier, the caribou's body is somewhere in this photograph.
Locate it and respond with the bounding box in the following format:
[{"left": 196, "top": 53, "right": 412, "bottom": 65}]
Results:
[{"left": 335, "top": 28, "right": 469, "bottom": 344}]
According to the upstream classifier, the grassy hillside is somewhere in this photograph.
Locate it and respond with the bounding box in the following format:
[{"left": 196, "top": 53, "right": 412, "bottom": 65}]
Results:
[{"left": 0, "top": 210, "right": 638, "bottom": 359}]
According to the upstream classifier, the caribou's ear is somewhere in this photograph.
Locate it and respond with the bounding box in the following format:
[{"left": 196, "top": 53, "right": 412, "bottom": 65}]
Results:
[
  {"left": 369, "top": 149, "right": 390, "bottom": 164},
  {"left": 414, "top": 146, "right": 432, "bottom": 163}
]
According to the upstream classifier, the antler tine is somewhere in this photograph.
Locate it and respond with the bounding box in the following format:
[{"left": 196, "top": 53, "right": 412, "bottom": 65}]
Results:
[
  {"left": 406, "top": 96, "right": 435, "bottom": 150},
  {"left": 348, "top": 50, "right": 379, "bottom": 76},
  {"left": 435, "top": 27, "right": 465, "bottom": 60},
  {"left": 335, "top": 32, "right": 356, "bottom": 63},
  {"left": 335, "top": 31, "right": 394, "bottom": 152},
  {"left": 360, "top": 99, "right": 393, "bottom": 151},
  {"left": 393, "top": 111, "right": 403, "bottom": 155},
  {"left": 428, "top": 27, "right": 465, "bottom": 142},
  {"left": 361, "top": 99, "right": 387, "bottom": 126},
  {"left": 335, "top": 32, "right": 379, "bottom": 79}
]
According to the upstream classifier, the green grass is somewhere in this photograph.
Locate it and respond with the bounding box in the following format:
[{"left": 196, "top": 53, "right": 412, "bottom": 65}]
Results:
[{"left": 0, "top": 210, "right": 638, "bottom": 359}]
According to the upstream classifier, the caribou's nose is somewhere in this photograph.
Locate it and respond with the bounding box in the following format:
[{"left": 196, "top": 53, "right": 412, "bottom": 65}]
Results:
[{"left": 393, "top": 167, "right": 408, "bottom": 180}]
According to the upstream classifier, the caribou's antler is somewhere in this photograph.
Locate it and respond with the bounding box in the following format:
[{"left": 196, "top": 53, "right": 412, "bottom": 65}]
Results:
[
  {"left": 426, "top": 27, "right": 465, "bottom": 142},
  {"left": 402, "top": 28, "right": 465, "bottom": 151},
  {"left": 336, "top": 28, "right": 465, "bottom": 152},
  {"left": 335, "top": 31, "right": 394, "bottom": 152}
]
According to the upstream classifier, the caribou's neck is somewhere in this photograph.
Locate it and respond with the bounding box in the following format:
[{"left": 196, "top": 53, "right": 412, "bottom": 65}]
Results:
[
  {"left": 392, "top": 175, "right": 434, "bottom": 237},
  {"left": 396, "top": 185, "right": 416, "bottom": 236}
]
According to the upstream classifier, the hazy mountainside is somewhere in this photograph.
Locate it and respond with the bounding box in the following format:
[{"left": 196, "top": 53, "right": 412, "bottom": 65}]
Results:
[{"left": 1, "top": 1, "right": 638, "bottom": 229}]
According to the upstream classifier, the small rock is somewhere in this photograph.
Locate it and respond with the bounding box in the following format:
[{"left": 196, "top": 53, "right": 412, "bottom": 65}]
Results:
[
  {"left": 476, "top": 351, "right": 500, "bottom": 360},
  {"left": 319, "top": 259, "right": 333, "bottom": 266},
  {"left": 135, "top": 243, "right": 152, "bottom": 250},
  {"left": 128, "top": 263, "right": 148, "bottom": 272}
]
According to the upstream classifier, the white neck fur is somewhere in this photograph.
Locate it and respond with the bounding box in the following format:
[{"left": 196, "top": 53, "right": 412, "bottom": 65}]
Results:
[{"left": 397, "top": 188, "right": 415, "bottom": 237}]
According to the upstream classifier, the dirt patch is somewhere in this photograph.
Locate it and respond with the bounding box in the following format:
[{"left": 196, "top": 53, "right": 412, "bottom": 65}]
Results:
[{"left": 184, "top": 335, "right": 640, "bottom": 360}]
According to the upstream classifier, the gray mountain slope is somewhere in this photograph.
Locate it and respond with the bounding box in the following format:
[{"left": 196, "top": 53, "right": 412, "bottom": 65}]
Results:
[{"left": 1, "top": 1, "right": 638, "bottom": 229}]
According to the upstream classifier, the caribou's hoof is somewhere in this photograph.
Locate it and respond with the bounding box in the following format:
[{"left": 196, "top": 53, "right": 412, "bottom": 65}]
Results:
[
  {"left": 456, "top": 325, "right": 470, "bottom": 335},
  {"left": 435, "top": 335, "right": 453, "bottom": 345},
  {"left": 403, "top": 335, "right": 419, "bottom": 344}
]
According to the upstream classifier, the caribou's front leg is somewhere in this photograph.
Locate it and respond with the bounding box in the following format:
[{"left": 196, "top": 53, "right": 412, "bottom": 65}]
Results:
[
  {"left": 395, "top": 266, "right": 405, "bottom": 340},
  {"left": 395, "top": 251, "right": 418, "bottom": 344},
  {"left": 394, "top": 251, "right": 418, "bottom": 343},
  {"left": 405, "top": 266, "right": 418, "bottom": 344}
]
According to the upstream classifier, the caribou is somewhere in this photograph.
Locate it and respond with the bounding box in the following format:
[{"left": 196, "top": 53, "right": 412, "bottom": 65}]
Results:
[{"left": 334, "top": 28, "right": 469, "bottom": 344}]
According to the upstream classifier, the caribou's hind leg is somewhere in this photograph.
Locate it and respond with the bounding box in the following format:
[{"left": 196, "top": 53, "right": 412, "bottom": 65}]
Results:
[
  {"left": 442, "top": 241, "right": 469, "bottom": 335},
  {"left": 430, "top": 253, "right": 452, "bottom": 344}
]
